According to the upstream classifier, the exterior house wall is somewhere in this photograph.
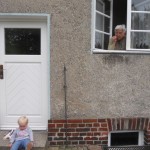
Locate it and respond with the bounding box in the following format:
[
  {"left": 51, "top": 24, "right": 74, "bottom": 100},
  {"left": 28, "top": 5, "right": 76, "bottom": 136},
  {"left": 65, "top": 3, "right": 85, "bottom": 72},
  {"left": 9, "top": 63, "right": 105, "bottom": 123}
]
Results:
[{"left": 1, "top": 0, "right": 150, "bottom": 146}]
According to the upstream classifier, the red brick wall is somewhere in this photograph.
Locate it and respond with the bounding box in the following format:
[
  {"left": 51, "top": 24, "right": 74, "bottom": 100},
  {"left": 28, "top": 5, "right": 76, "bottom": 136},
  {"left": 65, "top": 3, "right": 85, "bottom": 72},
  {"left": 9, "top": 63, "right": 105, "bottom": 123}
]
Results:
[{"left": 48, "top": 118, "right": 150, "bottom": 145}]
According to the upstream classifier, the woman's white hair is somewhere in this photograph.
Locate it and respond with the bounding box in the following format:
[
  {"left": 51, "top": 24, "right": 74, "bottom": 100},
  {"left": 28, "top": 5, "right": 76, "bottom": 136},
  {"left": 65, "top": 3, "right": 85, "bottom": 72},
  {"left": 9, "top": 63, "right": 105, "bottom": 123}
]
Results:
[{"left": 115, "top": 24, "right": 126, "bottom": 32}]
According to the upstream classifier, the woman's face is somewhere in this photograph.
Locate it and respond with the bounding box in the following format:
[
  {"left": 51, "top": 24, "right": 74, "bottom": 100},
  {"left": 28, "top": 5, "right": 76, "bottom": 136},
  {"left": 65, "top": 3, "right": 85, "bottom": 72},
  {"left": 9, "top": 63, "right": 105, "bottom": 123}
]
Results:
[{"left": 115, "top": 29, "right": 125, "bottom": 41}]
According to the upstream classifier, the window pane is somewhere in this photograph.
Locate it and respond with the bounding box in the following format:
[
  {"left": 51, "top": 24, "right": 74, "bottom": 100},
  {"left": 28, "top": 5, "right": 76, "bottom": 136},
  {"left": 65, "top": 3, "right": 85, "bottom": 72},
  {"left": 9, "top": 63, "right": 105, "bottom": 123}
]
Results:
[
  {"left": 132, "top": 13, "right": 150, "bottom": 30},
  {"left": 132, "top": 0, "right": 150, "bottom": 11},
  {"left": 131, "top": 32, "right": 150, "bottom": 49},
  {"left": 111, "top": 132, "right": 138, "bottom": 146},
  {"left": 96, "top": 0, "right": 104, "bottom": 12},
  {"left": 96, "top": 13, "right": 110, "bottom": 33},
  {"left": 96, "top": 0, "right": 110, "bottom": 16},
  {"left": 5, "top": 28, "right": 41, "bottom": 55},
  {"left": 96, "top": 13, "right": 104, "bottom": 31},
  {"left": 95, "top": 32, "right": 109, "bottom": 50}
]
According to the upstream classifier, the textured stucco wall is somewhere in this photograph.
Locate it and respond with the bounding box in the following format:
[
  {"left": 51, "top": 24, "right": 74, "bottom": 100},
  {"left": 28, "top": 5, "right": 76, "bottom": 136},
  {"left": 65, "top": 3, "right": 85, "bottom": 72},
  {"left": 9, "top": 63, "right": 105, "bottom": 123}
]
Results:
[{"left": 1, "top": 0, "right": 150, "bottom": 119}]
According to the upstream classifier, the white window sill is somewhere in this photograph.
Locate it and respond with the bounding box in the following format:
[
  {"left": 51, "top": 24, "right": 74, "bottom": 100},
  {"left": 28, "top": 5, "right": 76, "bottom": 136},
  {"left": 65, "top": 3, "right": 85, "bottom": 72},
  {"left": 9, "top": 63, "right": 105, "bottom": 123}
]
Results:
[{"left": 92, "top": 49, "right": 150, "bottom": 54}]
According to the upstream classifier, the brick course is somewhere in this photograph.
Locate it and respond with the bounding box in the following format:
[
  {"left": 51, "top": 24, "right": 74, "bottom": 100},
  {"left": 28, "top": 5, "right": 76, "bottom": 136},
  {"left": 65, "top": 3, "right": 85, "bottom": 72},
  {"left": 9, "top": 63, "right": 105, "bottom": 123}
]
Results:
[{"left": 48, "top": 118, "right": 150, "bottom": 146}]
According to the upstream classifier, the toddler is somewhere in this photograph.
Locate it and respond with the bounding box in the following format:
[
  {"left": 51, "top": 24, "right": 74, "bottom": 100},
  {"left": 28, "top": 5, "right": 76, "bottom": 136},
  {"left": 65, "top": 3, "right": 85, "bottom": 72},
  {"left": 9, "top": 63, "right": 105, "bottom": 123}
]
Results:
[{"left": 9, "top": 116, "right": 33, "bottom": 150}]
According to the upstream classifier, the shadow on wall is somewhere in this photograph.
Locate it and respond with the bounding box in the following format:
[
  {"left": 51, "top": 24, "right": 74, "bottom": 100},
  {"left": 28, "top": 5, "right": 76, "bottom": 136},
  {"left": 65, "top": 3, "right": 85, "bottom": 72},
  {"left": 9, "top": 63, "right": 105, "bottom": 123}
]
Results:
[{"left": 102, "top": 54, "right": 129, "bottom": 66}]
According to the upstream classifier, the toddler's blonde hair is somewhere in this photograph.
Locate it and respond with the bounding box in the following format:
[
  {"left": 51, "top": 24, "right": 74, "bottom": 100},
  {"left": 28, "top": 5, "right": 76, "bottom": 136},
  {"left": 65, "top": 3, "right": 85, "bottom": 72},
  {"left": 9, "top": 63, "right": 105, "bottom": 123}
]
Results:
[{"left": 18, "top": 116, "right": 28, "bottom": 126}]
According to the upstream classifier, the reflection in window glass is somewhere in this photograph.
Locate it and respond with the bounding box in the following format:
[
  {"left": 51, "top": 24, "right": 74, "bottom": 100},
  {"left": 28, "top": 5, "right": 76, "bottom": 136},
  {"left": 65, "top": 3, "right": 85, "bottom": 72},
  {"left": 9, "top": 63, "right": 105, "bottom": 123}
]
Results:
[
  {"left": 95, "top": 32, "right": 109, "bottom": 50},
  {"left": 96, "top": 13, "right": 104, "bottom": 31},
  {"left": 132, "top": 13, "right": 150, "bottom": 30},
  {"left": 132, "top": 0, "right": 150, "bottom": 11},
  {"left": 5, "top": 28, "right": 41, "bottom": 55},
  {"left": 96, "top": 14, "right": 110, "bottom": 33},
  {"left": 96, "top": 0, "right": 104, "bottom": 12},
  {"left": 96, "top": 0, "right": 110, "bottom": 16},
  {"left": 131, "top": 32, "right": 150, "bottom": 49}
]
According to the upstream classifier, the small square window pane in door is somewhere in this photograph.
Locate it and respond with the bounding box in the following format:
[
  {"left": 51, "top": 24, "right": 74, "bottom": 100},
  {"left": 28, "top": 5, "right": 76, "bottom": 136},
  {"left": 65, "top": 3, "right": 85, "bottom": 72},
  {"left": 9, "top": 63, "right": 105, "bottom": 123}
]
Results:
[{"left": 5, "top": 28, "right": 41, "bottom": 55}]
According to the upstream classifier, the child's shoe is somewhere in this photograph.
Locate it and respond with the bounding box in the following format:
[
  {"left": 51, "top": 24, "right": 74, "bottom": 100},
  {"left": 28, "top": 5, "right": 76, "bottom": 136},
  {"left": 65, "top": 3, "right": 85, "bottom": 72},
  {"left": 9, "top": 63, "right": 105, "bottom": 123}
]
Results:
[{"left": 27, "top": 142, "right": 33, "bottom": 150}]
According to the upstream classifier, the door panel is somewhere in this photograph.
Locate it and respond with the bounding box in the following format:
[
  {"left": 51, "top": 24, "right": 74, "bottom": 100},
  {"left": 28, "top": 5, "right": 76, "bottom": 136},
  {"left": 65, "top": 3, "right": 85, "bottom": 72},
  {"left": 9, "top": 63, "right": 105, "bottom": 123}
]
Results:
[
  {"left": 6, "top": 63, "right": 41, "bottom": 115},
  {"left": 0, "top": 20, "right": 48, "bottom": 130}
]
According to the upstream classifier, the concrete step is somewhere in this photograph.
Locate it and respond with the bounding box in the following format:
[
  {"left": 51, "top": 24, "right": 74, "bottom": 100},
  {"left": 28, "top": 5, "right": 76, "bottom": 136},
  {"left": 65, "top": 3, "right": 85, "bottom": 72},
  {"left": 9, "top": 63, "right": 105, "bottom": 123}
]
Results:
[
  {"left": 47, "top": 145, "right": 102, "bottom": 150},
  {"left": 0, "top": 130, "right": 48, "bottom": 150},
  {"left": 0, "top": 147, "right": 46, "bottom": 150}
]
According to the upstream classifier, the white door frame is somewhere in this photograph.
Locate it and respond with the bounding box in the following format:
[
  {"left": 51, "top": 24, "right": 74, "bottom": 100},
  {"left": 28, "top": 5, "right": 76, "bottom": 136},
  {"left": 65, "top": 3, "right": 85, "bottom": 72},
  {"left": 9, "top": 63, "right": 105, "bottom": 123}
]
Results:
[{"left": 0, "top": 13, "right": 50, "bottom": 130}]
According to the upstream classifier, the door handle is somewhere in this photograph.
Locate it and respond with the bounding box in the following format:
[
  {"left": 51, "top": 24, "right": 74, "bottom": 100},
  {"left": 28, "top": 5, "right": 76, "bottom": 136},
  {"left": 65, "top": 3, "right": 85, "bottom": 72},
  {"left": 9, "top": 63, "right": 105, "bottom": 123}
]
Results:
[{"left": 0, "top": 65, "right": 4, "bottom": 79}]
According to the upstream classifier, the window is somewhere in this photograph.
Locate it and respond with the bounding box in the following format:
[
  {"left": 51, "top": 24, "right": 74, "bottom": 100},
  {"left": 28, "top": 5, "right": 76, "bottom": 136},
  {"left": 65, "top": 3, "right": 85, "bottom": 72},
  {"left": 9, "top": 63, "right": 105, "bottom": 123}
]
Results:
[
  {"left": 127, "top": 0, "right": 150, "bottom": 51},
  {"left": 5, "top": 28, "right": 41, "bottom": 55},
  {"left": 108, "top": 131, "right": 144, "bottom": 146},
  {"left": 92, "top": 0, "right": 111, "bottom": 50},
  {"left": 92, "top": 0, "right": 150, "bottom": 53}
]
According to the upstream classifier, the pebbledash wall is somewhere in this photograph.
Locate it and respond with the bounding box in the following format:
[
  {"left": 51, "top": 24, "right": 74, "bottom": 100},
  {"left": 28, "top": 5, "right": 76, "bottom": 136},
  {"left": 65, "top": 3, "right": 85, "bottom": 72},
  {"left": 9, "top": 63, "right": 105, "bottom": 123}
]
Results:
[
  {"left": 1, "top": 0, "right": 150, "bottom": 146},
  {"left": 48, "top": 118, "right": 150, "bottom": 145}
]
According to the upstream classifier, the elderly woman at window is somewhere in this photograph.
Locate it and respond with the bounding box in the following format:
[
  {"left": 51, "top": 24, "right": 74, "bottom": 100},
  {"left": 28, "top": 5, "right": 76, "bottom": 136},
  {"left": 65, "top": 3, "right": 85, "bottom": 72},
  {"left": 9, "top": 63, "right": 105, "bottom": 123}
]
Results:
[{"left": 108, "top": 25, "right": 126, "bottom": 50}]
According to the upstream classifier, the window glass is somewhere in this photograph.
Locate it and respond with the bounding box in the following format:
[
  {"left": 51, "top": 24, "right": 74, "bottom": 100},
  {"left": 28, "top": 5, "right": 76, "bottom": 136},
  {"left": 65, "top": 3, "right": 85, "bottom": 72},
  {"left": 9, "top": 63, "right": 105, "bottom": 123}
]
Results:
[
  {"left": 96, "top": 14, "right": 110, "bottom": 33},
  {"left": 132, "top": 0, "right": 150, "bottom": 11},
  {"left": 96, "top": 13, "right": 104, "bottom": 31},
  {"left": 96, "top": 0, "right": 110, "bottom": 16},
  {"left": 111, "top": 132, "right": 139, "bottom": 146},
  {"left": 96, "top": 0, "right": 104, "bottom": 12},
  {"left": 5, "top": 28, "right": 41, "bottom": 55},
  {"left": 131, "top": 32, "right": 150, "bottom": 49},
  {"left": 95, "top": 32, "right": 109, "bottom": 49},
  {"left": 130, "top": 0, "right": 150, "bottom": 50},
  {"left": 131, "top": 13, "right": 150, "bottom": 30},
  {"left": 94, "top": 0, "right": 111, "bottom": 50}
]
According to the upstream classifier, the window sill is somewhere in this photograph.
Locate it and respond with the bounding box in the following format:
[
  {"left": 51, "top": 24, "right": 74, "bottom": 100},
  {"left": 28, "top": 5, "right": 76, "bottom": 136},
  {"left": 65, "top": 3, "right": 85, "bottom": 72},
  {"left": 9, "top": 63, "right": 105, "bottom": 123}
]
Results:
[{"left": 92, "top": 49, "right": 150, "bottom": 54}]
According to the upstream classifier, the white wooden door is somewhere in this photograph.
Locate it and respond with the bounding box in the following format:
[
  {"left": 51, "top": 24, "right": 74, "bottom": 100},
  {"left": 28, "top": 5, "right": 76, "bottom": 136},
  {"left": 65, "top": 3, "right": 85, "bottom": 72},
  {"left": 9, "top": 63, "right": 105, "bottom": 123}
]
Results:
[{"left": 0, "top": 20, "right": 49, "bottom": 130}]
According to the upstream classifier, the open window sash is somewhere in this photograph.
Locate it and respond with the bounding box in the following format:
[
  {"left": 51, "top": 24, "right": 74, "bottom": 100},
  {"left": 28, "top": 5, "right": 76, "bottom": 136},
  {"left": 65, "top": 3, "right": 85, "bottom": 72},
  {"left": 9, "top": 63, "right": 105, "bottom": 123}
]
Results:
[
  {"left": 92, "top": 0, "right": 112, "bottom": 50},
  {"left": 127, "top": 0, "right": 150, "bottom": 51}
]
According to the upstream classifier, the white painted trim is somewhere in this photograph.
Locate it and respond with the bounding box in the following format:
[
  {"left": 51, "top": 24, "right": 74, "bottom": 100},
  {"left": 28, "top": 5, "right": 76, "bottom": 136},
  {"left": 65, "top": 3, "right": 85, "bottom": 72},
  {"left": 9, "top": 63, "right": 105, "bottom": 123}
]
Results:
[
  {"left": 96, "top": 10, "right": 110, "bottom": 18},
  {"left": 132, "top": 11, "right": 150, "bottom": 13},
  {"left": 0, "top": 13, "right": 50, "bottom": 130},
  {"left": 92, "top": 49, "right": 150, "bottom": 54},
  {"left": 0, "top": 13, "right": 48, "bottom": 22},
  {"left": 95, "top": 29, "right": 110, "bottom": 35},
  {"left": 126, "top": 0, "right": 131, "bottom": 51},
  {"left": 110, "top": 0, "right": 113, "bottom": 37},
  {"left": 91, "top": 0, "right": 96, "bottom": 51},
  {"left": 131, "top": 30, "right": 150, "bottom": 32},
  {"left": 47, "top": 14, "right": 51, "bottom": 120}
]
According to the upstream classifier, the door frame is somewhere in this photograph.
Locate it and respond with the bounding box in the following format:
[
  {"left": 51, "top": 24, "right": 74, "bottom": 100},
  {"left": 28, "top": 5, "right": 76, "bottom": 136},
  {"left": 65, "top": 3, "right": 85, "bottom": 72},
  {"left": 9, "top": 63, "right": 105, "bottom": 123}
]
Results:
[{"left": 0, "top": 13, "right": 51, "bottom": 130}]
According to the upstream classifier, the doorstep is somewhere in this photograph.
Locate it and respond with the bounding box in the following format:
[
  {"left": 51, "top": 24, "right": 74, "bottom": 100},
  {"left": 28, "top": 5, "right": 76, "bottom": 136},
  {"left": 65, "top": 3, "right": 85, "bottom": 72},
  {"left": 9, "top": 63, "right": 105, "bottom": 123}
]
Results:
[{"left": 0, "top": 130, "right": 48, "bottom": 150}]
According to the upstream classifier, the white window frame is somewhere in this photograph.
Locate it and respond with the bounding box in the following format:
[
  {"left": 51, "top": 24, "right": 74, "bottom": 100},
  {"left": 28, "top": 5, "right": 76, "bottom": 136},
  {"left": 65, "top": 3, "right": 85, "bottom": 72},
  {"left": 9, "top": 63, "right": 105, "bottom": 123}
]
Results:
[
  {"left": 91, "top": 0, "right": 150, "bottom": 54},
  {"left": 96, "top": 0, "right": 105, "bottom": 49},
  {"left": 91, "top": 0, "right": 112, "bottom": 51},
  {"left": 108, "top": 130, "right": 144, "bottom": 146},
  {"left": 127, "top": 0, "right": 150, "bottom": 51}
]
